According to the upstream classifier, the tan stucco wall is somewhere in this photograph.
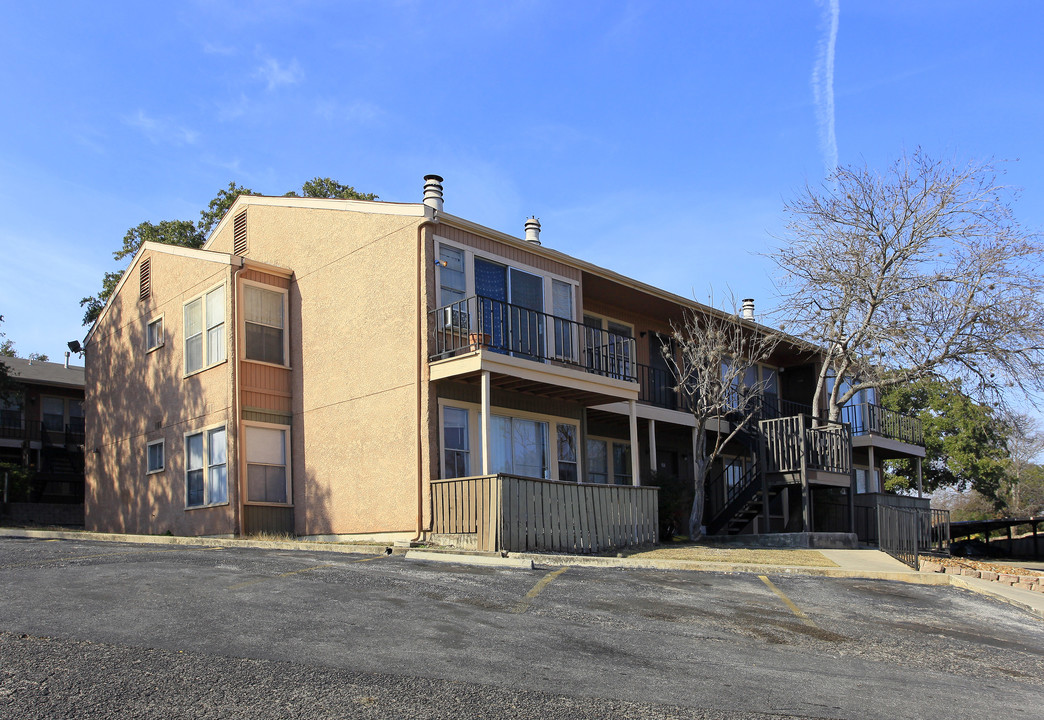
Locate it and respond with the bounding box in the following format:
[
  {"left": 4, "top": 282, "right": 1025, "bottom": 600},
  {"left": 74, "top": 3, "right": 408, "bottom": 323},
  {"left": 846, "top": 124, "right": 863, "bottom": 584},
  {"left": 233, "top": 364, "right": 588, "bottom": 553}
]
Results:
[
  {"left": 234, "top": 204, "right": 430, "bottom": 536},
  {"left": 86, "top": 248, "right": 238, "bottom": 536}
]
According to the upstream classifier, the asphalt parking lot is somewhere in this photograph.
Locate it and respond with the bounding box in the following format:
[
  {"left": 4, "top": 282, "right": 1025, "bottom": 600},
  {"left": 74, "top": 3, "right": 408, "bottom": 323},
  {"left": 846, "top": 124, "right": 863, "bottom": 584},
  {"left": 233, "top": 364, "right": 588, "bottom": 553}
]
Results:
[{"left": 0, "top": 536, "right": 1041, "bottom": 719}]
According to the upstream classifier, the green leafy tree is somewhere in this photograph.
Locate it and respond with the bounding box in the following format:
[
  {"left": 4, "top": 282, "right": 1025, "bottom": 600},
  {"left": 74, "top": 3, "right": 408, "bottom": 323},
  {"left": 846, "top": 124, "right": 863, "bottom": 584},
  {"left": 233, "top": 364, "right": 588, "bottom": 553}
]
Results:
[
  {"left": 81, "top": 178, "right": 377, "bottom": 326},
  {"left": 198, "top": 182, "right": 260, "bottom": 237},
  {"left": 0, "top": 316, "right": 11, "bottom": 398},
  {"left": 883, "top": 379, "right": 1009, "bottom": 507},
  {"left": 285, "top": 177, "right": 378, "bottom": 201}
]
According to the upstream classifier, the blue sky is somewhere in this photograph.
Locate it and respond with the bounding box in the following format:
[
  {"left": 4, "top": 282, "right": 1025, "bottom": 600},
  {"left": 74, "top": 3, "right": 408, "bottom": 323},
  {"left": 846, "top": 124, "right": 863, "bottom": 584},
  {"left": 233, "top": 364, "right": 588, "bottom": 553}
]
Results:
[{"left": 1, "top": 1, "right": 1043, "bottom": 364}]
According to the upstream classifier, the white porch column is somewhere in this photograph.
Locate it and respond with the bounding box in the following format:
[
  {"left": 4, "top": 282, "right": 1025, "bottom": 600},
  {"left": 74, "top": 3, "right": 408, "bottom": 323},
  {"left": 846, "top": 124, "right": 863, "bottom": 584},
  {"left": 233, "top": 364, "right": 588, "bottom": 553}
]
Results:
[
  {"left": 648, "top": 419, "right": 658, "bottom": 476},
  {"left": 628, "top": 399, "right": 640, "bottom": 486},
  {"left": 480, "top": 370, "right": 491, "bottom": 475},
  {"left": 916, "top": 456, "right": 923, "bottom": 498}
]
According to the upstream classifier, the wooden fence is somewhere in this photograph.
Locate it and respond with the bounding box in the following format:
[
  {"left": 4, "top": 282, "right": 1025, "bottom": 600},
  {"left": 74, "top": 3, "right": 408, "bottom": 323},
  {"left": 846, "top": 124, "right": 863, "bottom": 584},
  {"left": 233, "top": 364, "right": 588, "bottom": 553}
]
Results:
[{"left": 431, "top": 474, "right": 659, "bottom": 553}]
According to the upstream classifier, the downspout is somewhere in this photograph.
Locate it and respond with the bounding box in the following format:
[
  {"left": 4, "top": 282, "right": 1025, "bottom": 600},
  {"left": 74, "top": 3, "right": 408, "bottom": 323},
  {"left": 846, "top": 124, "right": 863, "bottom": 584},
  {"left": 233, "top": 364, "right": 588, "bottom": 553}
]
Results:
[
  {"left": 231, "top": 257, "right": 246, "bottom": 536},
  {"left": 412, "top": 215, "right": 438, "bottom": 542}
]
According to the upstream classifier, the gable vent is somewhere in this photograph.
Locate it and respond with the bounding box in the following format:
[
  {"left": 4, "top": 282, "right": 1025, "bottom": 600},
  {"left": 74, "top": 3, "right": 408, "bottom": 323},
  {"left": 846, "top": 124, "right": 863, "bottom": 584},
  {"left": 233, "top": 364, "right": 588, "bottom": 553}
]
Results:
[
  {"left": 233, "top": 210, "right": 247, "bottom": 255},
  {"left": 139, "top": 257, "right": 151, "bottom": 302}
]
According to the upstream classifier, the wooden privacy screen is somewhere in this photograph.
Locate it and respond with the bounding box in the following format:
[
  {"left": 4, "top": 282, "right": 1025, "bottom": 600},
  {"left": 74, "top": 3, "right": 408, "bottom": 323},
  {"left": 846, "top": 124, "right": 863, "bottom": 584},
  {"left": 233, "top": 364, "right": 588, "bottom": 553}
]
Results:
[{"left": 431, "top": 475, "right": 659, "bottom": 553}]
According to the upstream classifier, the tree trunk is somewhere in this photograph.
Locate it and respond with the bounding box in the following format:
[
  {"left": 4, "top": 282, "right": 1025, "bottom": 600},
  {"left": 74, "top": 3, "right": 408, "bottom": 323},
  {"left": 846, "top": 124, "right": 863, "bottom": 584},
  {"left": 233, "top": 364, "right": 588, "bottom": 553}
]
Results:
[{"left": 689, "top": 457, "right": 711, "bottom": 540}]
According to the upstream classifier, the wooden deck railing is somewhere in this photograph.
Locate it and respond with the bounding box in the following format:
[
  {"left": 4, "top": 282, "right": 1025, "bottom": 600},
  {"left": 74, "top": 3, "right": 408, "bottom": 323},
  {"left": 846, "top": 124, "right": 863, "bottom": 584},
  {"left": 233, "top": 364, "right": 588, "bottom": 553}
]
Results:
[
  {"left": 760, "top": 414, "right": 852, "bottom": 475},
  {"left": 841, "top": 402, "right": 923, "bottom": 445},
  {"left": 431, "top": 474, "right": 659, "bottom": 553}
]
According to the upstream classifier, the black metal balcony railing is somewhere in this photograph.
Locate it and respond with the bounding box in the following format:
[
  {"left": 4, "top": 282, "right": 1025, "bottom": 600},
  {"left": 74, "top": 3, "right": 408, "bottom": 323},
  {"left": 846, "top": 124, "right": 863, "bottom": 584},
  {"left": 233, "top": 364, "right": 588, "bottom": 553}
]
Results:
[
  {"left": 841, "top": 402, "right": 923, "bottom": 445},
  {"left": 0, "top": 420, "right": 84, "bottom": 446},
  {"left": 429, "top": 296, "right": 637, "bottom": 382}
]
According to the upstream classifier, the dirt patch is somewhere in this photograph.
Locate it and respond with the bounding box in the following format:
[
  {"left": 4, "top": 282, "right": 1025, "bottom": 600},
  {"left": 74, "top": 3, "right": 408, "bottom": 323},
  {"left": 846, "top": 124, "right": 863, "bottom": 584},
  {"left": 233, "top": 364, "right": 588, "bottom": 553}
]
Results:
[{"left": 610, "top": 544, "right": 838, "bottom": 567}]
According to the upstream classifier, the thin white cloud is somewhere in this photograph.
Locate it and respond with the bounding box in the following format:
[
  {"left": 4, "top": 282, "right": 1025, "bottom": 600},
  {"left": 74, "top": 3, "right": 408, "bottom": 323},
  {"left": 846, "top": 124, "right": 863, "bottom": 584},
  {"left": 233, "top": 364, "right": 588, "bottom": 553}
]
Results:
[
  {"left": 255, "top": 57, "right": 303, "bottom": 91},
  {"left": 812, "top": 0, "right": 840, "bottom": 176},
  {"left": 314, "top": 99, "right": 383, "bottom": 125},
  {"left": 123, "top": 110, "right": 199, "bottom": 145},
  {"left": 202, "top": 41, "right": 237, "bottom": 56}
]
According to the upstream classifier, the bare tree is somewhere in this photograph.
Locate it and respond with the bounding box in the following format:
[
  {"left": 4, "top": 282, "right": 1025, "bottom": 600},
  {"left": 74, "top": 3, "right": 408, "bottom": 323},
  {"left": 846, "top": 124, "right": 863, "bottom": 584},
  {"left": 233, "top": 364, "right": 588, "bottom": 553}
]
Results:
[
  {"left": 770, "top": 149, "right": 1044, "bottom": 422},
  {"left": 662, "top": 305, "right": 780, "bottom": 539},
  {"left": 1002, "top": 412, "right": 1044, "bottom": 516}
]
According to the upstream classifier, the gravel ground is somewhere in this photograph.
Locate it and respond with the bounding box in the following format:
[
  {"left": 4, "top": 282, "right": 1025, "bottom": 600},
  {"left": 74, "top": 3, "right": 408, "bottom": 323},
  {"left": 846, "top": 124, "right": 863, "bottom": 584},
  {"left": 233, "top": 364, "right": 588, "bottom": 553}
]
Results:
[
  {"left": 0, "top": 632, "right": 819, "bottom": 720},
  {"left": 2, "top": 537, "right": 1042, "bottom": 719}
]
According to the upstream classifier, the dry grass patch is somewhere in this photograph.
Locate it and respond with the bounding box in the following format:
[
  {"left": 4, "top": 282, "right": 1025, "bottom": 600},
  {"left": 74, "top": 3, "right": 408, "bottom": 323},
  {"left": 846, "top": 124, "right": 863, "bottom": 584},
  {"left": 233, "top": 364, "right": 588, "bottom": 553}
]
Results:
[{"left": 617, "top": 544, "right": 839, "bottom": 567}]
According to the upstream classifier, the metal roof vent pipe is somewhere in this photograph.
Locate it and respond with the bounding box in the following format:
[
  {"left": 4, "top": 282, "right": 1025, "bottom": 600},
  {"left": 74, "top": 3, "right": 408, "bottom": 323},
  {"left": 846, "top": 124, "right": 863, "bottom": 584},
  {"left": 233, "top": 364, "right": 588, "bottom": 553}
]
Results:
[
  {"left": 741, "top": 298, "right": 755, "bottom": 321},
  {"left": 422, "top": 174, "right": 444, "bottom": 212},
  {"left": 524, "top": 216, "right": 541, "bottom": 245}
]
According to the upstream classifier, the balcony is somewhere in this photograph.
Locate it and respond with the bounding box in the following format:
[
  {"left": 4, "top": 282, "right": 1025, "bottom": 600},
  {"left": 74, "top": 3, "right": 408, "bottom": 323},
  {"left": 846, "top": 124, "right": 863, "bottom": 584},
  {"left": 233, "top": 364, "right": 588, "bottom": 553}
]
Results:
[
  {"left": 0, "top": 420, "right": 84, "bottom": 447},
  {"left": 430, "top": 296, "right": 637, "bottom": 386},
  {"left": 760, "top": 414, "right": 853, "bottom": 484},
  {"left": 841, "top": 402, "right": 923, "bottom": 446}
]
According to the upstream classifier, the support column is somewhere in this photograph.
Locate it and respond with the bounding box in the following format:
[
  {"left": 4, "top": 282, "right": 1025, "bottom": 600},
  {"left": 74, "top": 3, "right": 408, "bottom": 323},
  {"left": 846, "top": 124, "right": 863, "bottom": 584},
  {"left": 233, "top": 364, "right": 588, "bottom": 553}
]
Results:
[
  {"left": 648, "top": 419, "right": 657, "bottom": 476},
  {"left": 867, "top": 445, "right": 877, "bottom": 493},
  {"left": 916, "top": 457, "right": 923, "bottom": 498},
  {"left": 628, "top": 399, "right": 640, "bottom": 486},
  {"left": 480, "top": 370, "right": 491, "bottom": 475},
  {"left": 799, "top": 414, "right": 811, "bottom": 532}
]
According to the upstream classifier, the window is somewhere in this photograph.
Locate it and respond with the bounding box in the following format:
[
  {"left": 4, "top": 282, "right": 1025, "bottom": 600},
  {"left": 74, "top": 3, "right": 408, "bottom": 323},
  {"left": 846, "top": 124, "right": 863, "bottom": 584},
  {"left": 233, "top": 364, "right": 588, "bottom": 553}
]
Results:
[
  {"left": 490, "top": 415, "right": 548, "bottom": 479},
  {"left": 557, "top": 423, "right": 578, "bottom": 483},
  {"left": 42, "top": 397, "right": 65, "bottom": 432},
  {"left": 147, "top": 440, "right": 165, "bottom": 474},
  {"left": 551, "top": 280, "right": 575, "bottom": 361},
  {"left": 186, "top": 426, "right": 227, "bottom": 507},
  {"left": 184, "top": 285, "right": 226, "bottom": 374},
  {"left": 0, "top": 394, "right": 23, "bottom": 430},
  {"left": 245, "top": 425, "right": 290, "bottom": 504},
  {"left": 442, "top": 406, "right": 470, "bottom": 478},
  {"left": 583, "top": 315, "right": 635, "bottom": 379},
  {"left": 586, "top": 439, "right": 608, "bottom": 484},
  {"left": 244, "top": 285, "right": 286, "bottom": 365},
  {"left": 438, "top": 245, "right": 466, "bottom": 306},
  {"left": 613, "top": 442, "right": 633, "bottom": 486},
  {"left": 68, "top": 400, "right": 84, "bottom": 436},
  {"left": 146, "top": 317, "right": 164, "bottom": 352}
]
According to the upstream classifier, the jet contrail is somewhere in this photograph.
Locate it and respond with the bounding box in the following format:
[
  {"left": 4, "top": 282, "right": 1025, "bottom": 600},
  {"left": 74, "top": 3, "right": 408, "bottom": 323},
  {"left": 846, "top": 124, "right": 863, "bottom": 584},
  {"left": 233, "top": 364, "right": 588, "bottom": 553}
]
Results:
[{"left": 812, "top": 0, "right": 839, "bottom": 176}]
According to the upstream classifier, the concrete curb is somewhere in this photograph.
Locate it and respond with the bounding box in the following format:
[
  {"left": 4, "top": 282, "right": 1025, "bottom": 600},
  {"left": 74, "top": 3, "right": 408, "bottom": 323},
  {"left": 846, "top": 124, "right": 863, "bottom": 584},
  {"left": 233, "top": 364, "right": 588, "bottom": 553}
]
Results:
[
  {"left": 947, "top": 575, "right": 1044, "bottom": 621},
  {"left": 0, "top": 527, "right": 395, "bottom": 557},
  {"left": 406, "top": 550, "right": 534, "bottom": 569},
  {"left": 506, "top": 552, "right": 952, "bottom": 584}
]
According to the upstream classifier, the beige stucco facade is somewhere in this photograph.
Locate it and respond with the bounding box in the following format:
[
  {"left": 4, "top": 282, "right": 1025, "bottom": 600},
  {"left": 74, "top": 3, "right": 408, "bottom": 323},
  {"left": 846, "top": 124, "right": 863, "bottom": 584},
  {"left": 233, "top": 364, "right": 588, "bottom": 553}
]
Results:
[{"left": 86, "top": 186, "right": 924, "bottom": 542}]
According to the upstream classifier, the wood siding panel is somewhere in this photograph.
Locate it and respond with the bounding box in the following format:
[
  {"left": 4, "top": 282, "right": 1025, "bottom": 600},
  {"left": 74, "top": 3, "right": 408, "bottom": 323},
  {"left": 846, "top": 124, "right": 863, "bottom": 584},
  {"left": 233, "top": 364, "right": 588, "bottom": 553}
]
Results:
[
  {"left": 243, "top": 269, "right": 291, "bottom": 289},
  {"left": 437, "top": 225, "right": 581, "bottom": 282}
]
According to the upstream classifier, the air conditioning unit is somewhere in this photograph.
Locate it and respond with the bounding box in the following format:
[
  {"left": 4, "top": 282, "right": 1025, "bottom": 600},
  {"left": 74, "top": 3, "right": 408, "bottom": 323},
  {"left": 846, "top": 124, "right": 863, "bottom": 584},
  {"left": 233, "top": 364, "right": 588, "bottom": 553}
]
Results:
[{"left": 441, "top": 306, "right": 467, "bottom": 331}]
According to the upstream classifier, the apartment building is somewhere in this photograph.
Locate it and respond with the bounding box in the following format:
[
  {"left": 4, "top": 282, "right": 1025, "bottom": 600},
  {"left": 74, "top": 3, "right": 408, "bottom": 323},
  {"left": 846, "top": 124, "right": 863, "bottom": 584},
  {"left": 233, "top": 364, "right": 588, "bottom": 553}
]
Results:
[
  {"left": 1, "top": 355, "right": 86, "bottom": 503},
  {"left": 85, "top": 176, "right": 925, "bottom": 549}
]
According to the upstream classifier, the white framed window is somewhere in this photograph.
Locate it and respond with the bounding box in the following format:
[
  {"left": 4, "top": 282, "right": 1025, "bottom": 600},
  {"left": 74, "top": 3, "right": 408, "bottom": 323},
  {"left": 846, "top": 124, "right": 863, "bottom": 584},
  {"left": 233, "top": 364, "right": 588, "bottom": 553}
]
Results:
[
  {"left": 147, "top": 439, "right": 165, "bottom": 474},
  {"left": 586, "top": 438, "right": 608, "bottom": 484},
  {"left": 586, "top": 435, "right": 632, "bottom": 485},
  {"left": 245, "top": 423, "right": 291, "bottom": 504},
  {"left": 489, "top": 415, "right": 549, "bottom": 479},
  {"left": 184, "top": 284, "right": 226, "bottom": 375},
  {"left": 146, "top": 316, "right": 164, "bottom": 352},
  {"left": 442, "top": 406, "right": 470, "bottom": 479},
  {"left": 243, "top": 283, "right": 287, "bottom": 366},
  {"left": 438, "top": 400, "right": 580, "bottom": 482},
  {"left": 612, "top": 442, "right": 633, "bottom": 486},
  {"left": 557, "top": 423, "right": 578, "bottom": 483},
  {"left": 185, "top": 425, "right": 228, "bottom": 508}
]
